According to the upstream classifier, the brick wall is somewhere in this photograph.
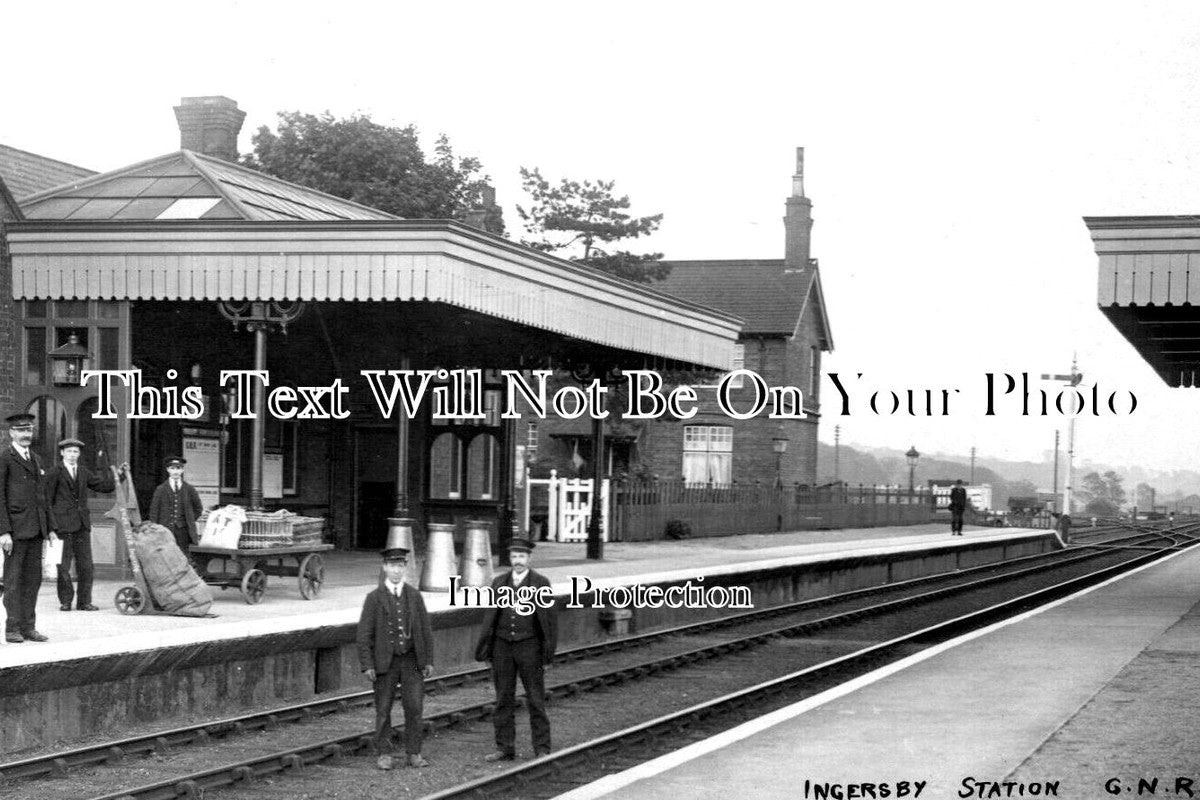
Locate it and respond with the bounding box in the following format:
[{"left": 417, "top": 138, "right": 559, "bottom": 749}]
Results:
[{"left": 0, "top": 209, "right": 16, "bottom": 419}]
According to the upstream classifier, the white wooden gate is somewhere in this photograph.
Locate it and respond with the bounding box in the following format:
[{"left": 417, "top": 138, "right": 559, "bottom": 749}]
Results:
[{"left": 523, "top": 469, "right": 610, "bottom": 543}]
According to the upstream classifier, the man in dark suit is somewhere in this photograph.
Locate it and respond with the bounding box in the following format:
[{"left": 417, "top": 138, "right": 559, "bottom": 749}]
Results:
[
  {"left": 47, "top": 438, "right": 115, "bottom": 611},
  {"left": 0, "top": 413, "right": 58, "bottom": 643},
  {"left": 357, "top": 545, "right": 434, "bottom": 770},
  {"left": 949, "top": 479, "right": 968, "bottom": 536},
  {"left": 148, "top": 456, "right": 203, "bottom": 556},
  {"left": 474, "top": 537, "right": 558, "bottom": 761}
]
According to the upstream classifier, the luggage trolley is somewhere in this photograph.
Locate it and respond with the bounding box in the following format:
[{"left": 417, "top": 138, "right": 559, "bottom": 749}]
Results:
[
  {"left": 106, "top": 465, "right": 168, "bottom": 616},
  {"left": 189, "top": 543, "right": 333, "bottom": 603},
  {"left": 190, "top": 511, "right": 331, "bottom": 604}
]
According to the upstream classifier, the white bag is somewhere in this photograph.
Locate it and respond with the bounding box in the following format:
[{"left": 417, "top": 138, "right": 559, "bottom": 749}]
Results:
[
  {"left": 199, "top": 505, "right": 246, "bottom": 549},
  {"left": 42, "top": 536, "right": 63, "bottom": 579}
]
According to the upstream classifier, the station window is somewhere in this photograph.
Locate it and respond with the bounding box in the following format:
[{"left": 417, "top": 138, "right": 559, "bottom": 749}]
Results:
[
  {"left": 21, "top": 300, "right": 123, "bottom": 385},
  {"left": 430, "top": 432, "right": 463, "bottom": 499},
  {"left": 682, "top": 425, "right": 733, "bottom": 486}
]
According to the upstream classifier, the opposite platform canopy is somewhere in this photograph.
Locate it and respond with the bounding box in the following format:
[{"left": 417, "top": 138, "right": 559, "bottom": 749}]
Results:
[{"left": 1085, "top": 215, "right": 1200, "bottom": 388}]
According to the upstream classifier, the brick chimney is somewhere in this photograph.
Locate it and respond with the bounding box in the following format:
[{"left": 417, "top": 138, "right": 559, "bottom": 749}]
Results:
[
  {"left": 462, "top": 185, "right": 504, "bottom": 234},
  {"left": 173, "top": 96, "right": 246, "bottom": 162},
  {"left": 784, "top": 147, "right": 813, "bottom": 269}
]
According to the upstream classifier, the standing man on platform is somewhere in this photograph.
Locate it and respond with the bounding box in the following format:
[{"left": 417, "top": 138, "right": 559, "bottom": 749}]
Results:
[
  {"left": 0, "top": 413, "right": 57, "bottom": 643},
  {"left": 148, "top": 457, "right": 203, "bottom": 556},
  {"left": 48, "top": 438, "right": 115, "bottom": 611},
  {"left": 475, "top": 537, "right": 558, "bottom": 761},
  {"left": 357, "top": 544, "right": 434, "bottom": 770},
  {"left": 949, "top": 479, "right": 967, "bottom": 536}
]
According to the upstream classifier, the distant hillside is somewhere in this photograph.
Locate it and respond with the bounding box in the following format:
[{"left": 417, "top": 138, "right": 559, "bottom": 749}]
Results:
[{"left": 816, "top": 443, "right": 1200, "bottom": 509}]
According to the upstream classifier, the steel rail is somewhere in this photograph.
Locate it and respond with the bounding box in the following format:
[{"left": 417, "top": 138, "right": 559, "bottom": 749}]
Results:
[
  {"left": 2, "top": 524, "right": 1107, "bottom": 783},
  {"left": 74, "top": 526, "right": 1192, "bottom": 800},
  {"left": 421, "top": 535, "right": 1199, "bottom": 800}
]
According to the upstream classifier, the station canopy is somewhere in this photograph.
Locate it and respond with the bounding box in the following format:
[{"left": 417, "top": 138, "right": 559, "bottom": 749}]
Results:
[
  {"left": 10, "top": 150, "right": 741, "bottom": 371},
  {"left": 1086, "top": 215, "right": 1200, "bottom": 388}
]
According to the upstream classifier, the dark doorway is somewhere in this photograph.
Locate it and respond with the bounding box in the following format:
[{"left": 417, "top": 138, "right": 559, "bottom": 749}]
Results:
[
  {"left": 355, "top": 427, "right": 397, "bottom": 549},
  {"left": 357, "top": 481, "right": 395, "bottom": 550}
]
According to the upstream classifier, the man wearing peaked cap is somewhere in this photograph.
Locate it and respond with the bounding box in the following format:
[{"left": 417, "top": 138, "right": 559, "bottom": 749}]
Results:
[
  {"left": 148, "top": 456, "right": 203, "bottom": 557},
  {"left": 1, "top": 413, "right": 58, "bottom": 643},
  {"left": 357, "top": 537, "right": 435, "bottom": 770},
  {"left": 48, "top": 438, "right": 116, "bottom": 612},
  {"left": 475, "top": 536, "right": 558, "bottom": 761}
]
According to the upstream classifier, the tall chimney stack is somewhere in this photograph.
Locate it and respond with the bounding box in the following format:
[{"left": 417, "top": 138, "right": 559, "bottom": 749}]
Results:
[
  {"left": 174, "top": 96, "right": 246, "bottom": 162},
  {"left": 784, "top": 147, "right": 813, "bottom": 269}
]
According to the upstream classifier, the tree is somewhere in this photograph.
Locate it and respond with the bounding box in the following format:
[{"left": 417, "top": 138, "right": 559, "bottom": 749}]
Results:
[
  {"left": 242, "top": 111, "right": 503, "bottom": 234},
  {"left": 1077, "top": 470, "right": 1126, "bottom": 516},
  {"left": 1134, "top": 482, "right": 1156, "bottom": 510},
  {"left": 516, "top": 167, "right": 667, "bottom": 283}
]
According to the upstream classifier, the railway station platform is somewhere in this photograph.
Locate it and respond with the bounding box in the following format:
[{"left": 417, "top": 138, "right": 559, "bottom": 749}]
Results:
[
  {"left": 563, "top": 534, "right": 1200, "bottom": 800},
  {"left": 0, "top": 522, "right": 1055, "bottom": 753}
]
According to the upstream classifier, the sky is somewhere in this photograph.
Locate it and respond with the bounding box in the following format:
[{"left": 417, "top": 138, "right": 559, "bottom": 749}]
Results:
[{"left": 4, "top": 1, "right": 1200, "bottom": 477}]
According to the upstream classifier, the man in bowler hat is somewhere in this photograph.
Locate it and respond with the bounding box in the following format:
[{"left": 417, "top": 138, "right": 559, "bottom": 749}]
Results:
[
  {"left": 0, "top": 413, "right": 58, "bottom": 643},
  {"left": 148, "top": 457, "right": 203, "bottom": 556},
  {"left": 48, "top": 438, "right": 116, "bottom": 611},
  {"left": 475, "top": 537, "right": 558, "bottom": 760},
  {"left": 357, "top": 544, "right": 434, "bottom": 770},
  {"left": 949, "top": 479, "right": 968, "bottom": 536}
]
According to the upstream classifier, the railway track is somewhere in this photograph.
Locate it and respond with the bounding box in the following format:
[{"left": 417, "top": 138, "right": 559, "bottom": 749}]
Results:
[{"left": 1, "top": 523, "right": 1193, "bottom": 800}]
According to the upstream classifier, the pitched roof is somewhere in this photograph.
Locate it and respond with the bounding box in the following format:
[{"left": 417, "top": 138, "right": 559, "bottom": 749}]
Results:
[
  {"left": 19, "top": 150, "right": 398, "bottom": 222},
  {"left": 653, "top": 259, "right": 831, "bottom": 348},
  {"left": 0, "top": 144, "right": 96, "bottom": 200},
  {"left": 0, "top": 175, "right": 23, "bottom": 222}
]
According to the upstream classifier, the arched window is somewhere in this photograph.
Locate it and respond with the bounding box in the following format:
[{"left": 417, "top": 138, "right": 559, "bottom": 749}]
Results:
[
  {"left": 429, "top": 432, "right": 463, "bottom": 499},
  {"left": 26, "top": 395, "right": 67, "bottom": 464},
  {"left": 467, "top": 433, "right": 498, "bottom": 500}
]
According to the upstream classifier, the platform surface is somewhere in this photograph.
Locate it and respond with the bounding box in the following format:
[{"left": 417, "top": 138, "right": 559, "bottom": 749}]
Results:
[
  {"left": 561, "top": 539, "right": 1200, "bottom": 800},
  {"left": 0, "top": 522, "right": 1043, "bottom": 669}
]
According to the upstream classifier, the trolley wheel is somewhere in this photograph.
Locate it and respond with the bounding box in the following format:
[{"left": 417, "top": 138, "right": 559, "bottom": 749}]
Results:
[
  {"left": 298, "top": 553, "right": 325, "bottom": 600},
  {"left": 240, "top": 569, "right": 267, "bottom": 604},
  {"left": 114, "top": 585, "right": 146, "bottom": 615}
]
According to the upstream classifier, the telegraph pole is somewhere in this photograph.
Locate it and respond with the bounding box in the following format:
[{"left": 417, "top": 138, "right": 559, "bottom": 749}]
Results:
[
  {"left": 834, "top": 425, "right": 841, "bottom": 483},
  {"left": 970, "top": 446, "right": 976, "bottom": 484},
  {"left": 1052, "top": 430, "right": 1060, "bottom": 512}
]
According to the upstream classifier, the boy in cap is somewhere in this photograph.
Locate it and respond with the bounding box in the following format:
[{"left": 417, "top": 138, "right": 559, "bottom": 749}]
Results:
[
  {"left": 148, "top": 457, "right": 204, "bottom": 557},
  {"left": 0, "top": 413, "right": 58, "bottom": 643},
  {"left": 357, "top": 544, "right": 434, "bottom": 770},
  {"left": 475, "top": 537, "right": 558, "bottom": 760},
  {"left": 47, "top": 438, "right": 117, "bottom": 611}
]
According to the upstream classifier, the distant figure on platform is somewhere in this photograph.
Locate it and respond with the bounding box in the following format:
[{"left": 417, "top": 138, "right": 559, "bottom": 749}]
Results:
[
  {"left": 47, "top": 438, "right": 116, "bottom": 611},
  {"left": 1058, "top": 512, "right": 1071, "bottom": 544},
  {"left": 148, "top": 457, "right": 203, "bottom": 556},
  {"left": 0, "top": 413, "right": 57, "bottom": 643},
  {"left": 475, "top": 537, "right": 558, "bottom": 761},
  {"left": 357, "top": 543, "right": 434, "bottom": 770},
  {"left": 949, "top": 479, "right": 967, "bottom": 536}
]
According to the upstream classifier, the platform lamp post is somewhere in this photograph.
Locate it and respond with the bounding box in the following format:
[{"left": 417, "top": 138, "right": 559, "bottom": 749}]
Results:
[
  {"left": 906, "top": 446, "right": 920, "bottom": 501},
  {"left": 772, "top": 426, "right": 790, "bottom": 488}
]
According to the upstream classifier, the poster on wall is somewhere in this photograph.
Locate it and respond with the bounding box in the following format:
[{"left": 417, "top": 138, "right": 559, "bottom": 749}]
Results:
[{"left": 182, "top": 432, "right": 221, "bottom": 512}]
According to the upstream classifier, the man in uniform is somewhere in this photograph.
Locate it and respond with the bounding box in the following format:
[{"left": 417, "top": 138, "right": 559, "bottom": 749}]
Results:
[
  {"left": 0, "top": 413, "right": 58, "bottom": 643},
  {"left": 357, "top": 545, "right": 434, "bottom": 770},
  {"left": 148, "top": 456, "right": 203, "bottom": 556},
  {"left": 474, "top": 537, "right": 558, "bottom": 761},
  {"left": 949, "top": 479, "right": 967, "bottom": 536},
  {"left": 47, "top": 438, "right": 115, "bottom": 611}
]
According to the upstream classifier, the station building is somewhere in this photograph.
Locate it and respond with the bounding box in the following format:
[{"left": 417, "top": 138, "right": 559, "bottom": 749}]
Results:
[
  {"left": 524, "top": 150, "right": 833, "bottom": 488},
  {"left": 1, "top": 97, "right": 741, "bottom": 573}
]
